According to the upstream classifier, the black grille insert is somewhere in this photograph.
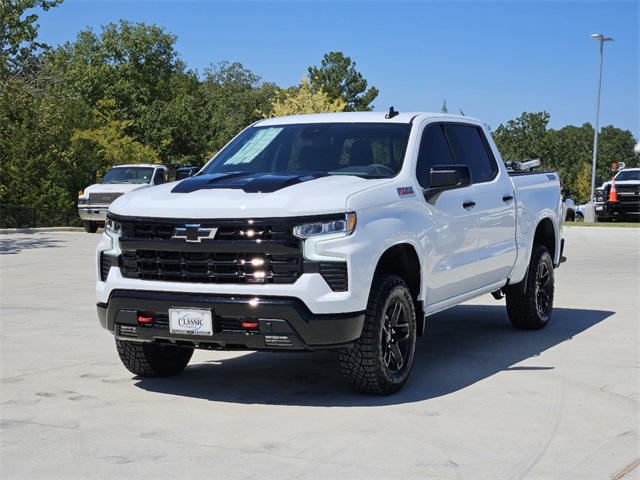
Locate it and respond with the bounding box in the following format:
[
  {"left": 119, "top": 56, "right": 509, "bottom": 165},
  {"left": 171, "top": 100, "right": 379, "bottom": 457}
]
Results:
[
  {"left": 612, "top": 186, "right": 640, "bottom": 205},
  {"left": 117, "top": 218, "right": 303, "bottom": 285}
]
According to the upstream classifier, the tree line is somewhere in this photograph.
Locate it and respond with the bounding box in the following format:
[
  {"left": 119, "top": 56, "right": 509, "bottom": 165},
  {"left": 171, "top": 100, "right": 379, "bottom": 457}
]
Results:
[
  {"left": 492, "top": 112, "right": 637, "bottom": 203},
  {"left": 1, "top": 1, "right": 636, "bottom": 214}
]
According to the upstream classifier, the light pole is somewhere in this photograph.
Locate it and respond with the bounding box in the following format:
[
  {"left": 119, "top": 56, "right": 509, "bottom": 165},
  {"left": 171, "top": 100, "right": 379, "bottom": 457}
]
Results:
[{"left": 589, "top": 33, "right": 614, "bottom": 204}]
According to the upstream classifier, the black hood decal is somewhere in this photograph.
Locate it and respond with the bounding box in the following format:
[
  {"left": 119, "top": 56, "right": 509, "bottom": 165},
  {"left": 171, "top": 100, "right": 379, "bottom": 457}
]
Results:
[{"left": 172, "top": 172, "right": 328, "bottom": 194}]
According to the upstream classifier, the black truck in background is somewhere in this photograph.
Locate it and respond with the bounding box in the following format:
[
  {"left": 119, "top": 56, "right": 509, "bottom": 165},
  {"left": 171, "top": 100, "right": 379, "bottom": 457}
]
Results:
[{"left": 594, "top": 165, "right": 640, "bottom": 222}]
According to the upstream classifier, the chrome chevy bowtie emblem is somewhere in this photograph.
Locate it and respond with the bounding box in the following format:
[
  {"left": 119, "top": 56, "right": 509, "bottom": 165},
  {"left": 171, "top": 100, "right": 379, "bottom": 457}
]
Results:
[{"left": 171, "top": 224, "right": 217, "bottom": 242}]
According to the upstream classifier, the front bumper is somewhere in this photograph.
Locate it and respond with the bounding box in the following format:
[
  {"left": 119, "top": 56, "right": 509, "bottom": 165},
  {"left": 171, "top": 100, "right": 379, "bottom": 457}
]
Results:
[
  {"left": 98, "top": 290, "right": 365, "bottom": 351},
  {"left": 78, "top": 207, "right": 108, "bottom": 222},
  {"left": 594, "top": 202, "right": 640, "bottom": 220}
]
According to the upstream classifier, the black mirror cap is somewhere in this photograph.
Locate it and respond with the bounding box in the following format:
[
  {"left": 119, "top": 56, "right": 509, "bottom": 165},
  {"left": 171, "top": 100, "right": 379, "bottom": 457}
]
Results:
[{"left": 423, "top": 165, "right": 472, "bottom": 203}]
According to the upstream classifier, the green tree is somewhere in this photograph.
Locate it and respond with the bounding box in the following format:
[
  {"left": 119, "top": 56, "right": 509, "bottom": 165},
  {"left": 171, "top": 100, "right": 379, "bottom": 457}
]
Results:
[
  {"left": 544, "top": 124, "right": 595, "bottom": 200},
  {"left": 308, "top": 51, "right": 379, "bottom": 111},
  {"left": 136, "top": 72, "right": 205, "bottom": 166},
  {"left": 45, "top": 20, "right": 200, "bottom": 164},
  {"left": 0, "top": 0, "right": 96, "bottom": 217},
  {"left": 493, "top": 112, "right": 638, "bottom": 203},
  {"left": 72, "top": 98, "right": 160, "bottom": 176},
  {"left": 597, "top": 125, "right": 638, "bottom": 170},
  {"left": 0, "top": 0, "right": 63, "bottom": 81},
  {"left": 0, "top": 78, "right": 94, "bottom": 210},
  {"left": 492, "top": 111, "right": 551, "bottom": 162},
  {"left": 199, "top": 61, "right": 277, "bottom": 155},
  {"left": 269, "top": 76, "right": 346, "bottom": 117}
]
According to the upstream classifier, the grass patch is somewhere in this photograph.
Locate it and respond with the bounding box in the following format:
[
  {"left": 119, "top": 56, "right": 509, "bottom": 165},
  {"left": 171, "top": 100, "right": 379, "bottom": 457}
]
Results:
[{"left": 566, "top": 221, "right": 640, "bottom": 228}]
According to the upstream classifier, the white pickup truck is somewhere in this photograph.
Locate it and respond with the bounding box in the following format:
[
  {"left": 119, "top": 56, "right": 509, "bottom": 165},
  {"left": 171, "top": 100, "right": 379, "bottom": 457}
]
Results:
[
  {"left": 96, "top": 110, "right": 564, "bottom": 395},
  {"left": 78, "top": 164, "right": 169, "bottom": 233}
]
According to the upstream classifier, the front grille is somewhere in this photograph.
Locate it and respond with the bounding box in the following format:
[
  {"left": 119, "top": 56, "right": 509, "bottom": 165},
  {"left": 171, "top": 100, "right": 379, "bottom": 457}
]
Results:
[
  {"left": 120, "top": 221, "right": 296, "bottom": 242},
  {"left": 89, "top": 192, "right": 123, "bottom": 205},
  {"left": 121, "top": 250, "right": 300, "bottom": 284},
  {"left": 614, "top": 186, "right": 640, "bottom": 206},
  {"left": 118, "top": 218, "right": 303, "bottom": 285}
]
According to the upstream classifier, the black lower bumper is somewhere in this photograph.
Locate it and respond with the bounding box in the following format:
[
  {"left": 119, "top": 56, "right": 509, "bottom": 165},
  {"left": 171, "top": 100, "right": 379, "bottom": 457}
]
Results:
[
  {"left": 595, "top": 203, "right": 640, "bottom": 220},
  {"left": 97, "top": 290, "right": 364, "bottom": 351}
]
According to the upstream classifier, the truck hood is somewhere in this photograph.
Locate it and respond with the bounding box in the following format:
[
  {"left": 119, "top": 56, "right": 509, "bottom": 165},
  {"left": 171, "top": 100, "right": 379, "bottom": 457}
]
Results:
[
  {"left": 109, "top": 172, "right": 387, "bottom": 219},
  {"left": 84, "top": 182, "right": 150, "bottom": 195},
  {"left": 600, "top": 180, "right": 640, "bottom": 188}
]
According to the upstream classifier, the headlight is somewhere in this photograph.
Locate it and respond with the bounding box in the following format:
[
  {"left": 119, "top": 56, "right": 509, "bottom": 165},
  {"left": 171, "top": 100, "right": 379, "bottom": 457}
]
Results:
[
  {"left": 105, "top": 218, "right": 122, "bottom": 236},
  {"left": 293, "top": 213, "right": 356, "bottom": 239},
  {"left": 77, "top": 197, "right": 88, "bottom": 205}
]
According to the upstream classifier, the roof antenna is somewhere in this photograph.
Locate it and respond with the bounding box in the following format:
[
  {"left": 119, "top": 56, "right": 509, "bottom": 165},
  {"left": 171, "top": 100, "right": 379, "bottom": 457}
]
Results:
[{"left": 385, "top": 106, "right": 399, "bottom": 119}]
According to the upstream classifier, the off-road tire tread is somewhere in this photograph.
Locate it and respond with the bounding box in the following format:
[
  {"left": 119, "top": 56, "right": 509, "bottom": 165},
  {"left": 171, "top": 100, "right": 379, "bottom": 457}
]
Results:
[
  {"left": 506, "top": 245, "right": 554, "bottom": 330},
  {"left": 116, "top": 340, "right": 194, "bottom": 377},
  {"left": 339, "top": 274, "right": 416, "bottom": 395}
]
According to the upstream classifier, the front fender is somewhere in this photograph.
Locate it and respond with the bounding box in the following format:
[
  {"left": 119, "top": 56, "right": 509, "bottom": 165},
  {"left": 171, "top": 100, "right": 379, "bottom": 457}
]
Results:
[{"left": 314, "top": 197, "right": 429, "bottom": 312}]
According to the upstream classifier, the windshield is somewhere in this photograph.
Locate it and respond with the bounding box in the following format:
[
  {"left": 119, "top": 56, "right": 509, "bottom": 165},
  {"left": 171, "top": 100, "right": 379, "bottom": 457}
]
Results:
[
  {"left": 615, "top": 170, "right": 640, "bottom": 181},
  {"left": 199, "top": 123, "right": 411, "bottom": 178},
  {"left": 101, "top": 167, "right": 154, "bottom": 184}
]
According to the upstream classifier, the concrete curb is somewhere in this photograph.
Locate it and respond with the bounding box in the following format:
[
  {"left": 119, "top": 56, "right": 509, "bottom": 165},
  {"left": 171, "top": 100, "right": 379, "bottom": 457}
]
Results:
[{"left": 0, "top": 227, "right": 86, "bottom": 235}]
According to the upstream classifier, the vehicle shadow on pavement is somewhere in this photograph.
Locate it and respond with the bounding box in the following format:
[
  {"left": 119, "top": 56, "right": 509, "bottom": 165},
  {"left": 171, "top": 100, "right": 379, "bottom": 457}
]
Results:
[
  {"left": 134, "top": 305, "right": 614, "bottom": 407},
  {"left": 0, "top": 236, "right": 66, "bottom": 255}
]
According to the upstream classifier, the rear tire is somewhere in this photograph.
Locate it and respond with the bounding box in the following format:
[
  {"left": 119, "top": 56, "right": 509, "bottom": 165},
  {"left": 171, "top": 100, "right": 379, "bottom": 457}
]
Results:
[
  {"left": 83, "top": 221, "right": 98, "bottom": 233},
  {"left": 339, "top": 274, "right": 417, "bottom": 395},
  {"left": 116, "top": 340, "right": 194, "bottom": 377},
  {"left": 506, "top": 245, "right": 554, "bottom": 330}
]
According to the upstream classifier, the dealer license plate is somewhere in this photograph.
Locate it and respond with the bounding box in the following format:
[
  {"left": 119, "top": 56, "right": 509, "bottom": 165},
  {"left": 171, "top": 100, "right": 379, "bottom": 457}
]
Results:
[{"left": 169, "top": 308, "right": 213, "bottom": 336}]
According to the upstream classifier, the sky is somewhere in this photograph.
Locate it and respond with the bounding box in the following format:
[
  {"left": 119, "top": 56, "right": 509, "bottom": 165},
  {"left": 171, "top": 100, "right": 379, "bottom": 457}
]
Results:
[{"left": 34, "top": 0, "right": 639, "bottom": 139}]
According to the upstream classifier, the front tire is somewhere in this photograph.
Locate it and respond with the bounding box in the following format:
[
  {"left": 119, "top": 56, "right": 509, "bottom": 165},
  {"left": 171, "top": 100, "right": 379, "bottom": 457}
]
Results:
[
  {"left": 83, "top": 220, "right": 98, "bottom": 233},
  {"left": 339, "top": 274, "right": 417, "bottom": 395},
  {"left": 116, "top": 340, "right": 194, "bottom": 377},
  {"left": 506, "top": 245, "right": 554, "bottom": 330}
]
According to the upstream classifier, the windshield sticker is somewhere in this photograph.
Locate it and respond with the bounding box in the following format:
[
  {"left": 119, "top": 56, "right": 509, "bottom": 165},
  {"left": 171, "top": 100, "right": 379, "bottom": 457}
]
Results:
[
  {"left": 226, "top": 128, "right": 283, "bottom": 165},
  {"left": 397, "top": 186, "right": 415, "bottom": 197}
]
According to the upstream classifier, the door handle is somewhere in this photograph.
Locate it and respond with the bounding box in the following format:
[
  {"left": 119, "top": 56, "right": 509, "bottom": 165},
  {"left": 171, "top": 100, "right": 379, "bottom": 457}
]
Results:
[
  {"left": 463, "top": 201, "right": 476, "bottom": 209},
  {"left": 503, "top": 195, "right": 514, "bottom": 203}
]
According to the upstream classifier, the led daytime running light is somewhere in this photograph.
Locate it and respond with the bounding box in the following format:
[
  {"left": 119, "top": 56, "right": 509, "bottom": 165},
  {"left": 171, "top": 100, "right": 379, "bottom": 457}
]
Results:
[
  {"left": 105, "top": 218, "right": 122, "bottom": 235},
  {"left": 293, "top": 213, "right": 356, "bottom": 239}
]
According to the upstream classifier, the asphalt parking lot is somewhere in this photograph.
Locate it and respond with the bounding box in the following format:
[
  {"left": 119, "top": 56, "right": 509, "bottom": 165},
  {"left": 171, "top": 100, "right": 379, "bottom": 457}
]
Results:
[{"left": 1, "top": 226, "right": 638, "bottom": 479}]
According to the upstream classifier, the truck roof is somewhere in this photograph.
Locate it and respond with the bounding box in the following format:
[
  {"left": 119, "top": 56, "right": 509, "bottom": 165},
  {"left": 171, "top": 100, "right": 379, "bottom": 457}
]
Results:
[{"left": 254, "top": 111, "right": 481, "bottom": 127}]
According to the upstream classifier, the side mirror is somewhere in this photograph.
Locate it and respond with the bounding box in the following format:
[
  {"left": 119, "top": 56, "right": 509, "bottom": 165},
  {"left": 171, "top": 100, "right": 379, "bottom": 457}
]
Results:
[
  {"left": 89, "top": 169, "right": 97, "bottom": 184},
  {"left": 424, "top": 165, "right": 472, "bottom": 203}
]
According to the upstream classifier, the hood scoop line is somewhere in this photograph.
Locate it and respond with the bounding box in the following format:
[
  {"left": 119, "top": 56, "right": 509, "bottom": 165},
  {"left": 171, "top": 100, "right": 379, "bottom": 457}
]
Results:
[{"left": 172, "top": 172, "right": 328, "bottom": 194}]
